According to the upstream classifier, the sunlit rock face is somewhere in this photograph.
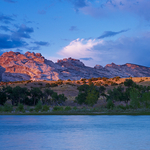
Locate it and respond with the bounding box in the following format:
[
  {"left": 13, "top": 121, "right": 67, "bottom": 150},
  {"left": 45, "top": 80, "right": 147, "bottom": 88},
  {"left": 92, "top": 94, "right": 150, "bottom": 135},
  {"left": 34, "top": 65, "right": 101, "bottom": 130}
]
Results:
[{"left": 0, "top": 51, "right": 150, "bottom": 82}]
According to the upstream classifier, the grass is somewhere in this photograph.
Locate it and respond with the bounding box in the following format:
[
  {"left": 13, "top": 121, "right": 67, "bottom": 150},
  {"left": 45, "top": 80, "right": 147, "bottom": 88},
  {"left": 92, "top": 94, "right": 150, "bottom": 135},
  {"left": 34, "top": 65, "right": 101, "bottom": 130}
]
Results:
[{"left": 1, "top": 107, "right": 150, "bottom": 115}]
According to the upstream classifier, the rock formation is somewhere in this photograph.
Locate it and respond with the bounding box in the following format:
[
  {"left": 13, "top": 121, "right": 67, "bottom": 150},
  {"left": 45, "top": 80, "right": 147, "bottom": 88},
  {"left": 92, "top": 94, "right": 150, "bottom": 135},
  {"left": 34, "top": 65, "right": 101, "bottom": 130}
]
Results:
[{"left": 0, "top": 51, "right": 150, "bottom": 82}]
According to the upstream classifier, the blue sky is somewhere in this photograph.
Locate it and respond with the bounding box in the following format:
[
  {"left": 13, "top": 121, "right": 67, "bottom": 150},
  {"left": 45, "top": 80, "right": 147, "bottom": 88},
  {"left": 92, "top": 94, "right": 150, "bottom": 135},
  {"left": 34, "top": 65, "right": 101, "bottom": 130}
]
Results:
[{"left": 0, "top": 0, "right": 150, "bottom": 67}]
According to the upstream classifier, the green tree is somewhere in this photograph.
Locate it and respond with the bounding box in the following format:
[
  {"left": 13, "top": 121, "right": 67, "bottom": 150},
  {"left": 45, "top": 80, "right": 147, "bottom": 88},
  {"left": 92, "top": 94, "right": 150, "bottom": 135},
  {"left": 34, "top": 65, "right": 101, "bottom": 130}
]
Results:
[
  {"left": 130, "top": 88, "right": 141, "bottom": 109},
  {"left": 30, "top": 87, "right": 43, "bottom": 105},
  {"left": 141, "top": 92, "right": 150, "bottom": 108},
  {"left": 106, "top": 99, "right": 114, "bottom": 109},
  {"left": 0, "top": 90, "right": 6, "bottom": 105},
  {"left": 75, "top": 92, "right": 87, "bottom": 105},
  {"left": 85, "top": 89, "right": 99, "bottom": 106},
  {"left": 124, "top": 79, "right": 135, "bottom": 87},
  {"left": 43, "top": 88, "right": 54, "bottom": 104}
]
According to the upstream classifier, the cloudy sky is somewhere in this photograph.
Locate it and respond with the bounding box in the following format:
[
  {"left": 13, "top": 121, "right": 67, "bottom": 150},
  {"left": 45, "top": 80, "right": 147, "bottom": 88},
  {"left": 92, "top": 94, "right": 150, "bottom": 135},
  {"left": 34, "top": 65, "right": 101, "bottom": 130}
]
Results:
[{"left": 0, "top": 0, "right": 150, "bottom": 67}]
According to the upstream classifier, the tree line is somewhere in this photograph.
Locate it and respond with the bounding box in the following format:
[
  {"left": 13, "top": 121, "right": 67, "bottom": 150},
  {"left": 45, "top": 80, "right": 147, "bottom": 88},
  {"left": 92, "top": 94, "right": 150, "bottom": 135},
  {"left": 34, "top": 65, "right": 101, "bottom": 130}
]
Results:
[{"left": 0, "top": 86, "right": 67, "bottom": 106}]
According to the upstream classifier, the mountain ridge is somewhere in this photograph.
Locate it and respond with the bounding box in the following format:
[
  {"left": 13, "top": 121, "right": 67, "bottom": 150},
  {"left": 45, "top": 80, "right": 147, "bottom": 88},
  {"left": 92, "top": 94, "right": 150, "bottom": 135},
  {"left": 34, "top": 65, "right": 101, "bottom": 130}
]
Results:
[{"left": 0, "top": 51, "right": 150, "bottom": 82}]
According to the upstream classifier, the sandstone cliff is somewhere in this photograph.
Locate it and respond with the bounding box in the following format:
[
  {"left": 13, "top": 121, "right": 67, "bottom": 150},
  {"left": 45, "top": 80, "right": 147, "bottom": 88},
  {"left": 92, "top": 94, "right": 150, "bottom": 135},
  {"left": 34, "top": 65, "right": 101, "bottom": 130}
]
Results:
[{"left": 0, "top": 51, "right": 150, "bottom": 81}]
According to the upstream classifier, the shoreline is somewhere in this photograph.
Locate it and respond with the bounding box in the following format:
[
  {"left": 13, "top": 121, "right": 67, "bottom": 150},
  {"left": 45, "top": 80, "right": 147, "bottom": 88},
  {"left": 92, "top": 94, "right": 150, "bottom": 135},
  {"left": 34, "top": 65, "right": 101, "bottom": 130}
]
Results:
[{"left": 1, "top": 111, "right": 150, "bottom": 115}]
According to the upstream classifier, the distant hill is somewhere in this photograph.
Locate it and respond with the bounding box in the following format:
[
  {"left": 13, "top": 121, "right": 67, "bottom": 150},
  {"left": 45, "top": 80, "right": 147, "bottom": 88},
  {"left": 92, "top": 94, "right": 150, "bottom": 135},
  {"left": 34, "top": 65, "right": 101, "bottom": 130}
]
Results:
[{"left": 0, "top": 51, "right": 150, "bottom": 82}]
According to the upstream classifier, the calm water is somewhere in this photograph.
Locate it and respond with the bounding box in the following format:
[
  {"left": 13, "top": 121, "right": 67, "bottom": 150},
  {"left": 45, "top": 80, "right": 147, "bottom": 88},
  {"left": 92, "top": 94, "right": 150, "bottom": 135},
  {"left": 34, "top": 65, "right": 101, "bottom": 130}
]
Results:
[{"left": 0, "top": 115, "right": 150, "bottom": 150}]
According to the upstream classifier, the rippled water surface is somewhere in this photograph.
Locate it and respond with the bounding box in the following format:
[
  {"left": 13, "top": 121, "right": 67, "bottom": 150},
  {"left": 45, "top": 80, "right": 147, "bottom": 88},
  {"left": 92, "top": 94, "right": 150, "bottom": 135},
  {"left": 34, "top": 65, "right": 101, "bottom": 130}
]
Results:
[{"left": 0, "top": 115, "right": 150, "bottom": 150}]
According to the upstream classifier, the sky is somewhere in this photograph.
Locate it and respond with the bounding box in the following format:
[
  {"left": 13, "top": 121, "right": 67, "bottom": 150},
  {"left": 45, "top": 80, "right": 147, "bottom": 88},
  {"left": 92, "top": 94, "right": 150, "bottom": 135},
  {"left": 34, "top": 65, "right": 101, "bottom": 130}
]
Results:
[{"left": 0, "top": 0, "right": 150, "bottom": 67}]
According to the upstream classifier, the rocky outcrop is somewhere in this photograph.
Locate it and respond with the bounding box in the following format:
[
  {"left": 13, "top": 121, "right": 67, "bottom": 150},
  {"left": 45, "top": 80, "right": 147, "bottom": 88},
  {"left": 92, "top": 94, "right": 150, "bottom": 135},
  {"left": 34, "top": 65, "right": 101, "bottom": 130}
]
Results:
[{"left": 0, "top": 51, "right": 150, "bottom": 82}]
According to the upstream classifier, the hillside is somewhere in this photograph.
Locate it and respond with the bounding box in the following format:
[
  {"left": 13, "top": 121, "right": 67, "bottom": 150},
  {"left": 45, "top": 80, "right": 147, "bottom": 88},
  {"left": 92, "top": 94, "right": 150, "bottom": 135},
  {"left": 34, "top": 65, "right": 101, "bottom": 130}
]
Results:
[{"left": 1, "top": 51, "right": 150, "bottom": 82}]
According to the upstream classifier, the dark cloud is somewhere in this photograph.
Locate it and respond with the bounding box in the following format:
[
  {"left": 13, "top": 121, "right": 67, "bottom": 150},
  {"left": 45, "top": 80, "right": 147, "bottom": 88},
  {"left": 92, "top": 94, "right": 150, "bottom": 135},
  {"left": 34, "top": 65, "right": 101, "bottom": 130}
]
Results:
[
  {"left": 97, "top": 29, "right": 129, "bottom": 39},
  {"left": 0, "top": 24, "right": 34, "bottom": 50},
  {"left": 3, "top": 0, "right": 17, "bottom": 3},
  {"left": 0, "top": 33, "right": 28, "bottom": 49},
  {"left": 69, "top": 26, "right": 78, "bottom": 31},
  {"left": 0, "top": 25, "right": 11, "bottom": 32},
  {"left": 80, "top": 57, "right": 93, "bottom": 61},
  {"left": 81, "top": 0, "right": 150, "bottom": 21},
  {"left": 33, "top": 41, "right": 49, "bottom": 46},
  {"left": 12, "top": 24, "right": 34, "bottom": 39},
  {"left": 0, "top": 14, "right": 14, "bottom": 24}
]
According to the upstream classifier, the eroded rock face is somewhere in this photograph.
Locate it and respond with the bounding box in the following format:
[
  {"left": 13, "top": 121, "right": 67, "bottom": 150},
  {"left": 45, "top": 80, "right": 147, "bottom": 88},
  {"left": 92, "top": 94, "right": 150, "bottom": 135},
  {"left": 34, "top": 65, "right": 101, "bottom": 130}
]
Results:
[{"left": 0, "top": 51, "right": 150, "bottom": 82}]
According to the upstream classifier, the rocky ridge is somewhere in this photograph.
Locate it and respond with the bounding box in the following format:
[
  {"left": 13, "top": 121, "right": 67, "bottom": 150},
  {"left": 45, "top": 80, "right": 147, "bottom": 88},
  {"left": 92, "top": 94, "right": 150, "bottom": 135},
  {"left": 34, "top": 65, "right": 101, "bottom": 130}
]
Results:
[{"left": 0, "top": 51, "right": 150, "bottom": 82}]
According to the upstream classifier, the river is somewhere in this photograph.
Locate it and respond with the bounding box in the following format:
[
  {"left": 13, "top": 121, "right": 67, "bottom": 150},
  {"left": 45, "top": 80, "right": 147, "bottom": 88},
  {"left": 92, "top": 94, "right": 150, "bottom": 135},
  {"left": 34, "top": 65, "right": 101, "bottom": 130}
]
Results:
[{"left": 0, "top": 115, "right": 150, "bottom": 150}]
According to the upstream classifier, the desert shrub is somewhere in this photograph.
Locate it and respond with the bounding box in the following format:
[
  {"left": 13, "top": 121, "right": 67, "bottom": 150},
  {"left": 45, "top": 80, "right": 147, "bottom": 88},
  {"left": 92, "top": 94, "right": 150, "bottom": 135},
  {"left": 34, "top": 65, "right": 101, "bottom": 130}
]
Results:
[
  {"left": 38, "top": 82, "right": 43, "bottom": 85},
  {"left": 91, "top": 78, "right": 98, "bottom": 81},
  {"left": 42, "top": 105, "right": 49, "bottom": 112},
  {"left": 139, "top": 79, "right": 144, "bottom": 83},
  {"left": 45, "top": 83, "right": 51, "bottom": 87},
  {"left": 106, "top": 100, "right": 114, "bottom": 109},
  {"left": 53, "top": 106, "right": 64, "bottom": 111},
  {"left": 64, "top": 106, "right": 72, "bottom": 111},
  {"left": 115, "top": 76, "right": 121, "bottom": 81},
  {"left": 102, "top": 77, "right": 108, "bottom": 81},
  {"left": 95, "top": 82, "right": 101, "bottom": 86},
  {"left": 50, "top": 83, "right": 58, "bottom": 87},
  {"left": 67, "top": 79, "right": 71, "bottom": 81},
  {"left": 56, "top": 79, "right": 63, "bottom": 85},
  {"left": 3, "top": 104, "right": 13, "bottom": 112},
  {"left": 88, "top": 80, "right": 93, "bottom": 86},
  {"left": 80, "top": 78, "right": 86, "bottom": 81},
  {"left": 111, "top": 82, "right": 118, "bottom": 86},
  {"left": 77, "top": 81, "right": 80, "bottom": 84}
]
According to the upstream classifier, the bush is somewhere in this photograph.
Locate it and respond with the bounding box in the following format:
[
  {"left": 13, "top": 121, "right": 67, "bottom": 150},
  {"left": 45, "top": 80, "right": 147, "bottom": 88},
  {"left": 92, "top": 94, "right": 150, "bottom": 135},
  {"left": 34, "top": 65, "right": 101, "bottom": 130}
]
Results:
[
  {"left": 16, "top": 103, "right": 24, "bottom": 112},
  {"left": 116, "top": 105, "right": 126, "bottom": 110},
  {"left": 50, "top": 83, "right": 58, "bottom": 87},
  {"left": 77, "top": 81, "right": 80, "bottom": 84},
  {"left": 45, "top": 83, "right": 51, "bottom": 87},
  {"left": 73, "top": 106, "right": 77, "bottom": 111},
  {"left": 42, "top": 105, "right": 49, "bottom": 112},
  {"left": 29, "top": 108, "right": 34, "bottom": 112},
  {"left": 34, "top": 101, "right": 42, "bottom": 112},
  {"left": 3, "top": 104, "right": 13, "bottom": 112},
  {"left": 106, "top": 100, "right": 114, "bottom": 109},
  {"left": 0, "top": 106, "right": 3, "bottom": 112},
  {"left": 53, "top": 106, "right": 64, "bottom": 111},
  {"left": 102, "top": 77, "right": 108, "bottom": 81},
  {"left": 64, "top": 106, "right": 72, "bottom": 111}
]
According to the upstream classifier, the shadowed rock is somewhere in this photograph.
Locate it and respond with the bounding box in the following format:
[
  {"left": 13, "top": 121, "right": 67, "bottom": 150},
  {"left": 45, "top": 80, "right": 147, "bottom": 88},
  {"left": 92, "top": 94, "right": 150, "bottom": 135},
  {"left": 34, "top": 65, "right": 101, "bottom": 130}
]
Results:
[{"left": 0, "top": 51, "right": 150, "bottom": 81}]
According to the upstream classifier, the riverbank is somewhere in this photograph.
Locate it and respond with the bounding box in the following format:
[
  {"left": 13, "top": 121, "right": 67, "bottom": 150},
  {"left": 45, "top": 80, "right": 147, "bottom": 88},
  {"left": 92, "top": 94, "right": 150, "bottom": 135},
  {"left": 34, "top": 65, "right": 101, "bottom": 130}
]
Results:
[{"left": 1, "top": 109, "right": 150, "bottom": 115}]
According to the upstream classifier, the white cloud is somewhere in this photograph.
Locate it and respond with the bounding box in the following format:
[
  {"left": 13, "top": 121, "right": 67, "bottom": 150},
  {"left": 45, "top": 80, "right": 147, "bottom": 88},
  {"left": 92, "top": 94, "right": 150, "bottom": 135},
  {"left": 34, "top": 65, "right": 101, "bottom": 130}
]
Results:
[{"left": 58, "top": 34, "right": 150, "bottom": 67}]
